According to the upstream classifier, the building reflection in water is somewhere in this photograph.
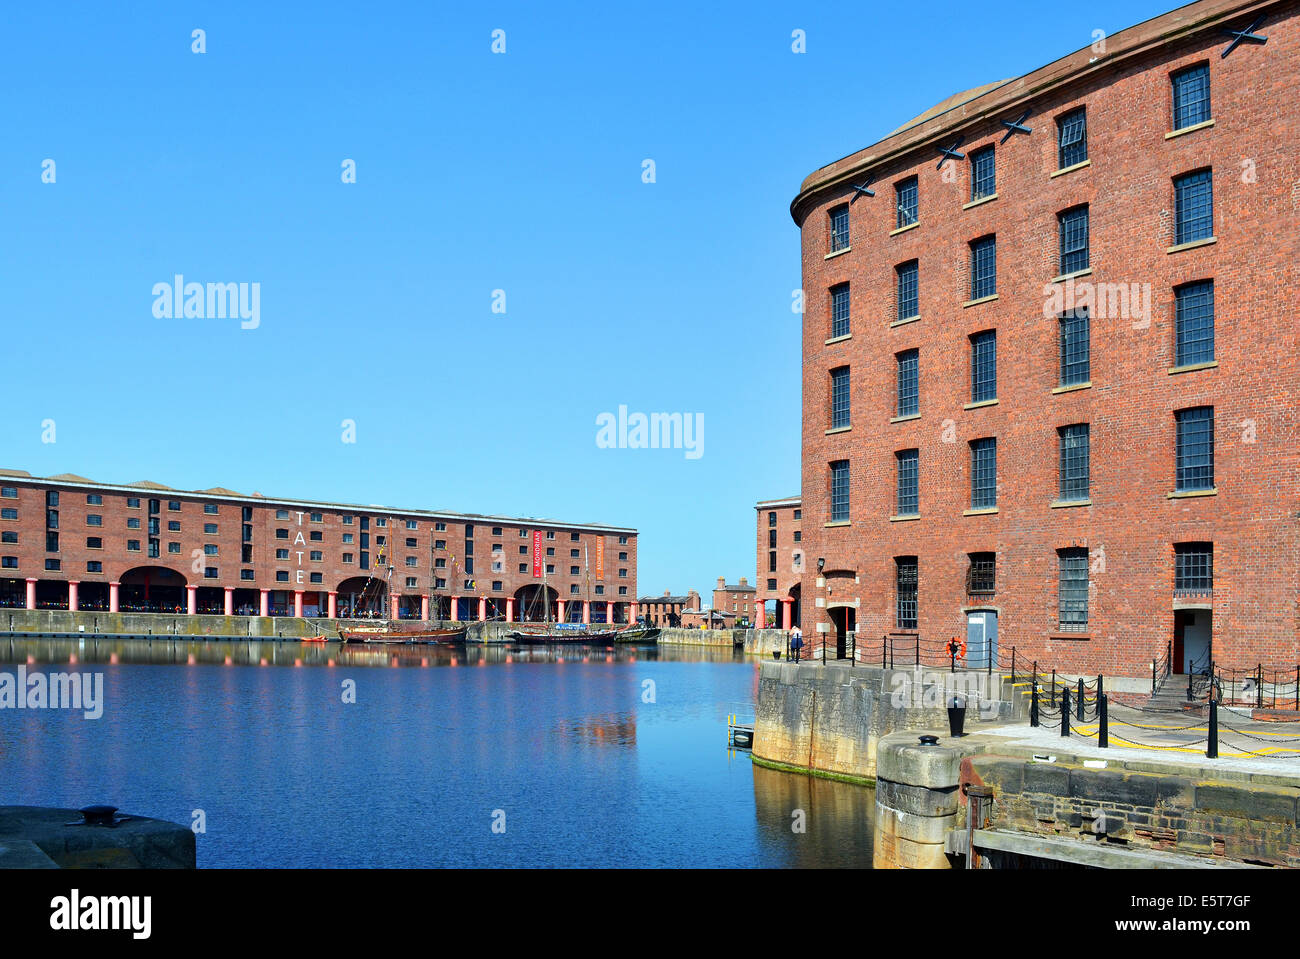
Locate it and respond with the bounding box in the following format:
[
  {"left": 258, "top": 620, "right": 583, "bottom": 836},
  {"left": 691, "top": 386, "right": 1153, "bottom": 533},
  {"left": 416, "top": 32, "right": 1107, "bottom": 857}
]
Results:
[{"left": 750, "top": 763, "right": 875, "bottom": 868}]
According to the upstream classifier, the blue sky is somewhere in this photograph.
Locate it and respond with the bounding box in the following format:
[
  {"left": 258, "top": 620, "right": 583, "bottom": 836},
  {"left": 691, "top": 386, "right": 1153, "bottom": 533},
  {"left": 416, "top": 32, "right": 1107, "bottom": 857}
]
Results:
[{"left": 0, "top": 0, "right": 1175, "bottom": 599}]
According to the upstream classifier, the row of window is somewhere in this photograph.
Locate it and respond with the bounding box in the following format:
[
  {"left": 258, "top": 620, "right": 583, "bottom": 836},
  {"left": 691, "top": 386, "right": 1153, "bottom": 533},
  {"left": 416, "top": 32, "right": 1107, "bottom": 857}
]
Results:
[
  {"left": 890, "top": 541, "right": 1212, "bottom": 631},
  {"left": 828, "top": 168, "right": 1212, "bottom": 338},
  {"left": 828, "top": 406, "right": 1214, "bottom": 522},
  {"left": 827, "top": 63, "right": 1212, "bottom": 252},
  {"left": 828, "top": 280, "right": 1215, "bottom": 428}
]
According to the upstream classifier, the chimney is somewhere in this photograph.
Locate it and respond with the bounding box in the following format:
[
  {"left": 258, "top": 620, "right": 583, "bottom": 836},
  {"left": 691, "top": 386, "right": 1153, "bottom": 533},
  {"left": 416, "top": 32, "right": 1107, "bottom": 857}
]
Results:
[
  {"left": 663, "top": 589, "right": 670, "bottom": 596},
  {"left": 717, "top": 577, "right": 725, "bottom": 589},
  {"left": 739, "top": 577, "right": 748, "bottom": 587}
]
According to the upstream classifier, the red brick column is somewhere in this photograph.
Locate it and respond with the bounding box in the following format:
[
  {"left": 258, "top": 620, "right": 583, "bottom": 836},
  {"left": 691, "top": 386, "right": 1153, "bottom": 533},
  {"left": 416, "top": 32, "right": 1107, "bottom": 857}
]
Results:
[
  {"left": 224, "top": 587, "right": 233, "bottom": 616},
  {"left": 186, "top": 585, "right": 197, "bottom": 616},
  {"left": 25, "top": 578, "right": 35, "bottom": 610},
  {"left": 259, "top": 589, "right": 269, "bottom": 618},
  {"left": 68, "top": 581, "right": 79, "bottom": 612},
  {"left": 327, "top": 591, "right": 337, "bottom": 619},
  {"left": 109, "top": 581, "right": 119, "bottom": 614}
]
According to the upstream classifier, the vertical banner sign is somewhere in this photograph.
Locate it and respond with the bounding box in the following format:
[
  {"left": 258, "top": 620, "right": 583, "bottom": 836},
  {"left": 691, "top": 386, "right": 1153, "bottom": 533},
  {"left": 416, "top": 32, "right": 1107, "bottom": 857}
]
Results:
[
  {"left": 532, "top": 530, "right": 543, "bottom": 578},
  {"left": 595, "top": 537, "right": 605, "bottom": 580}
]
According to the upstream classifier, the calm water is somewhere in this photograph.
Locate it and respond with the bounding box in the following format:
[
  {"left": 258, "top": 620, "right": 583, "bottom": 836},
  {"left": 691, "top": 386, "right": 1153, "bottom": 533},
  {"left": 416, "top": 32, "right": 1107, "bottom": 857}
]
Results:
[{"left": 0, "top": 637, "right": 873, "bottom": 867}]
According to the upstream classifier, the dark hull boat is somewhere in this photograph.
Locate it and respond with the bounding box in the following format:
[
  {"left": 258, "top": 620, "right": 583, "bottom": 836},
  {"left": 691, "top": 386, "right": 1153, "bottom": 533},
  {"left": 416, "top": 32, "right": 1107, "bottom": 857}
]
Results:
[{"left": 508, "top": 624, "right": 630, "bottom": 644}]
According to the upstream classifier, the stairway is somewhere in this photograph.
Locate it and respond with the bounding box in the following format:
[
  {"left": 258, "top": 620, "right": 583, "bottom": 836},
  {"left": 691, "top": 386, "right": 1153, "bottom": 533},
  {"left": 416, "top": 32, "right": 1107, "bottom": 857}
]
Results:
[{"left": 1144, "top": 672, "right": 1207, "bottom": 713}]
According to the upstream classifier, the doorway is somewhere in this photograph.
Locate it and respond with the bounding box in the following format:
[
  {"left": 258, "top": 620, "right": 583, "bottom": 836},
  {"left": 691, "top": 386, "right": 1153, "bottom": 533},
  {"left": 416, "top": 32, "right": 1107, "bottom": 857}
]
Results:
[
  {"left": 829, "top": 606, "right": 856, "bottom": 660},
  {"left": 966, "top": 610, "right": 998, "bottom": 670},
  {"left": 1174, "top": 610, "right": 1212, "bottom": 674}
]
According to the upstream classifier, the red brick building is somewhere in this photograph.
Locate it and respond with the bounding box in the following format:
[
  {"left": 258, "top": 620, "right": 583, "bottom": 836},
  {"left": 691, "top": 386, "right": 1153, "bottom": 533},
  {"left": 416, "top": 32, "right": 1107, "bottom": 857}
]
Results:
[
  {"left": 791, "top": 0, "right": 1299, "bottom": 676},
  {"left": 756, "top": 496, "right": 802, "bottom": 628},
  {"left": 0, "top": 469, "right": 639, "bottom": 624},
  {"left": 637, "top": 589, "right": 700, "bottom": 627}
]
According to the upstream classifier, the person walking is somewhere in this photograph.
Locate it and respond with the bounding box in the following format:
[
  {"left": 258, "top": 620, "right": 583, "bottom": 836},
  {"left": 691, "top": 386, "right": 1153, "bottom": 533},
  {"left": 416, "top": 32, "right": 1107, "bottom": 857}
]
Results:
[{"left": 790, "top": 625, "right": 803, "bottom": 663}]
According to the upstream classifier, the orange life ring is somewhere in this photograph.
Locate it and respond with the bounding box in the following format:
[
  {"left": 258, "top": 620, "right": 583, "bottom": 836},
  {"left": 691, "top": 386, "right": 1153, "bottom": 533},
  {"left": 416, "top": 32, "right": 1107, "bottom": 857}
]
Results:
[{"left": 949, "top": 637, "right": 967, "bottom": 660}]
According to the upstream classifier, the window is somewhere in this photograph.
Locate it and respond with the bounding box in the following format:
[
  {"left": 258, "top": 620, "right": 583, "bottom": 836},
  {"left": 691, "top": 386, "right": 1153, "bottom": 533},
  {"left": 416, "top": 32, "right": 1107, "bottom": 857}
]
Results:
[
  {"left": 276, "top": 548, "right": 289, "bottom": 560},
  {"left": 0, "top": 531, "right": 14, "bottom": 544},
  {"left": 87, "top": 514, "right": 103, "bottom": 527},
  {"left": 492, "top": 527, "right": 503, "bottom": 536},
  {"left": 47, "top": 509, "right": 58, "bottom": 529},
  {"left": 46, "top": 531, "right": 59, "bottom": 552},
  {"left": 377, "top": 518, "right": 388, "bottom": 528},
  {"left": 435, "top": 522, "right": 446, "bottom": 532},
  {"left": 204, "top": 523, "right": 218, "bottom": 534},
  {"left": 1058, "top": 310, "right": 1090, "bottom": 386},
  {"left": 0, "top": 487, "right": 15, "bottom": 498},
  {"left": 405, "top": 537, "right": 417, "bottom": 548},
  {"left": 1172, "top": 63, "right": 1210, "bottom": 130},
  {"left": 86, "top": 493, "right": 102, "bottom": 505},
  {"left": 406, "top": 556, "right": 418, "bottom": 567},
  {"left": 546, "top": 531, "right": 555, "bottom": 540},
  {"left": 241, "top": 569, "right": 255, "bottom": 580},
  {"left": 1174, "top": 543, "right": 1213, "bottom": 592},
  {"left": 168, "top": 500, "right": 181, "bottom": 511},
  {"left": 86, "top": 536, "right": 102, "bottom": 549},
  {"left": 618, "top": 535, "right": 629, "bottom": 545},
  {"left": 793, "top": 531, "right": 801, "bottom": 542},
  {"left": 896, "top": 449, "right": 919, "bottom": 516},
  {"left": 570, "top": 532, "right": 580, "bottom": 542},
  {"left": 276, "top": 571, "right": 289, "bottom": 582},
  {"left": 970, "top": 146, "right": 995, "bottom": 200},
  {"left": 46, "top": 491, "right": 58, "bottom": 507},
  {"left": 830, "top": 367, "right": 850, "bottom": 429},
  {"left": 342, "top": 533, "right": 354, "bottom": 544},
  {"left": 127, "top": 540, "right": 140, "bottom": 552},
  {"left": 45, "top": 559, "right": 60, "bottom": 571},
  {"left": 0, "top": 509, "right": 16, "bottom": 520},
  {"left": 204, "top": 544, "right": 218, "bottom": 556},
  {"left": 970, "top": 236, "right": 996, "bottom": 299},
  {"left": 126, "top": 497, "right": 140, "bottom": 508},
  {"left": 970, "top": 331, "right": 997, "bottom": 403},
  {"left": 830, "top": 283, "right": 851, "bottom": 338},
  {"left": 1174, "top": 280, "right": 1214, "bottom": 367},
  {"left": 343, "top": 553, "right": 354, "bottom": 564},
  {"left": 1058, "top": 206, "right": 1089, "bottom": 275},
  {"left": 275, "top": 528, "right": 288, "bottom": 539},
  {"left": 435, "top": 558, "right": 447, "bottom": 569},
  {"left": 896, "top": 350, "right": 919, "bottom": 417},
  {"left": 168, "top": 542, "right": 180, "bottom": 554},
  {"left": 309, "top": 531, "right": 322, "bottom": 542},
  {"left": 830, "top": 460, "right": 850, "bottom": 522},
  {"left": 570, "top": 566, "right": 580, "bottom": 576},
  {"left": 1174, "top": 170, "right": 1213, "bottom": 245},
  {"left": 168, "top": 520, "right": 180, "bottom": 532},
  {"left": 310, "top": 550, "right": 323, "bottom": 561},
  {"left": 127, "top": 517, "right": 141, "bottom": 530},
  {"left": 1059, "top": 424, "right": 1090, "bottom": 502},
  {"left": 311, "top": 573, "right": 324, "bottom": 584},
  {"left": 970, "top": 438, "right": 997, "bottom": 509},
  {"left": 967, "top": 553, "right": 996, "bottom": 594},
  {"left": 1175, "top": 407, "right": 1214, "bottom": 491},
  {"left": 896, "top": 558, "right": 918, "bottom": 629},
  {"left": 406, "top": 519, "right": 417, "bottom": 530},
  {"left": 342, "top": 515, "right": 354, "bottom": 525},
  {"left": 896, "top": 176, "right": 918, "bottom": 227},
  {"left": 276, "top": 509, "right": 289, "bottom": 519},
  {"left": 0, "top": 557, "right": 15, "bottom": 568},
  {"left": 570, "top": 548, "right": 580, "bottom": 558},
  {"left": 896, "top": 261, "right": 919, "bottom": 320},
  {"left": 1058, "top": 548, "right": 1089, "bottom": 631},
  {"left": 768, "top": 512, "right": 776, "bottom": 528},
  {"left": 87, "top": 561, "right": 102, "bottom": 573},
  {"left": 829, "top": 204, "right": 850, "bottom": 251},
  {"left": 241, "top": 545, "right": 252, "bottom": 562},
  {"left": 518, "top": 563, "right": 528, "bottom": 573},
  {"left": 1057, "top": 107, "right": 1087, "bottom": 168},
  {"left": 618, "top": 568, "right": 628, "bottom": 578}
]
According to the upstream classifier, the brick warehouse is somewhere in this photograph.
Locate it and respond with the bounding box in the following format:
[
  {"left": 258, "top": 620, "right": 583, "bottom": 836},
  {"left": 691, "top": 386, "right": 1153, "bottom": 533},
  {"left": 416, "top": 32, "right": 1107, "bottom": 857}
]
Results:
[
  {"left": 790, "top": 0, "right": 1299, "bottom": 678},
  {"left": 755, "top": 496, "right": 803, "bottom": 628},
  {"left": 0, "top": 469, "right": 639, "bottom": 625}
]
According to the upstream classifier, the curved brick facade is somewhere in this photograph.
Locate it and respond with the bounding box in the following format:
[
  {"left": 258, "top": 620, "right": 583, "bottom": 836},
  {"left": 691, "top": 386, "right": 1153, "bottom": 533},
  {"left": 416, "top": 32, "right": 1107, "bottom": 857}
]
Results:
[{"left": 793, "top": 0, "right": 1300, "bottom": 675}]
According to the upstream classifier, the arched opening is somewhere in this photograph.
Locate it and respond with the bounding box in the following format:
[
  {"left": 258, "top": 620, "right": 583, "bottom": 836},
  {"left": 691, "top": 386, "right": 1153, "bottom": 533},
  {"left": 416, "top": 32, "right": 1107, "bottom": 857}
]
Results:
[
  {"left": 565, "top": 596, "right": 584, "bottom": 623},
  {"left": 513, "top": 584, "right": 558, "bottom": 623},
  {"left": 828, "top": 605, "right": 856, "bottom": 660},
  {"left": 119, "top": 566, "right": 187, "bottom": 613},
  {"left": 787, "top": 583, "right": 802, "bottom": 629},
  {"left": 337, "top": 576, "right": 385, "bottom": 619},
  {"left": 612, "top": 601, "right": 629, "bottom": 625}
]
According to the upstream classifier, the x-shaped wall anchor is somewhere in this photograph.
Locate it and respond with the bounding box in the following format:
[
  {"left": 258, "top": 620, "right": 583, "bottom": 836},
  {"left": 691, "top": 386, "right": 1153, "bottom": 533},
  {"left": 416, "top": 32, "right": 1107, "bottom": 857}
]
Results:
[
  {"left": 849, "top": 177, "right": 875, "bottom": 204},
  {"left": 1000, "top": 109, "right": 1032, "bottom": 144},
  {"left": 936, "top": 136, "right": 965, "bottom": 170},
  {"left": 1221, "top": 13, "right": 1267, "bottom": 58}
]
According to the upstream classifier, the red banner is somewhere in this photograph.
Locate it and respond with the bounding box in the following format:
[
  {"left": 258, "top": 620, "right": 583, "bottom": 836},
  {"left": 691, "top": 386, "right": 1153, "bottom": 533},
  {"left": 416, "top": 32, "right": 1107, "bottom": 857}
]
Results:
[
  {"left": 595, "top": 538, "right": 604, "bottom": 580},
  {"left": 532, "top": 530, "right": 543, "bottom": 578}
]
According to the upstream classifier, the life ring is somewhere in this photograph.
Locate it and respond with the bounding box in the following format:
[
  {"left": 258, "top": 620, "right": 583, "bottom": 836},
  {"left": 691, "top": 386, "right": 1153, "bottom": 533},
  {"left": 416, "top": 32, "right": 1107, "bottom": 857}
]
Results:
[{"left": 948, "top": 637, "right": 966, "bottom": 660}]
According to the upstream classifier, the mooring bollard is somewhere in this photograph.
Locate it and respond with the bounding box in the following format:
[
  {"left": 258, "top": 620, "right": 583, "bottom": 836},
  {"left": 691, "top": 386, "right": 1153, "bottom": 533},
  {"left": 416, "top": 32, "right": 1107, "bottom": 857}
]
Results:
[
  {"left": 948, "top": 695, "right": 966, "bottom": 738},
  {"left": 1207, "top": 698, "right": 1218, "bottom": 759},
  {"left": 1061, "top": 686, "right": 1071, "bottom": 738},
  {"left": 1030, "top": 681, "right": 1039, "bottom": 727},
  {"left": 1098, "top": 694, "right": 1108, "bottom": 748}
]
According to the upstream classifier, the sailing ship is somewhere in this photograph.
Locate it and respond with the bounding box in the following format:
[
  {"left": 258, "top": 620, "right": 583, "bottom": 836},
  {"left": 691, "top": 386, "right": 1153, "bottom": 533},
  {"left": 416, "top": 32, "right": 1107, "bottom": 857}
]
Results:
[
  {"left": 338, "top": 524, "right": 467, "bottom": 645},
  {"left": 506, "top": 543, "right": 655, "bottom": 644}
]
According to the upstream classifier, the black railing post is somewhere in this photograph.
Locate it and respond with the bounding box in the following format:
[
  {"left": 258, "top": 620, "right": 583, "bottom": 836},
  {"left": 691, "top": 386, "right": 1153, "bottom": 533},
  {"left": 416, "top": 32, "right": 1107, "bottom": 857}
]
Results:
[
  {"left": 1050, "top": 669, "right": 1057, "bottom": 708},
  {"left": 1031, "top": 681, "right": 1039, "bottom": 727},
  {"left": 915, "top": 634, "right": 919, "bottom": 667},
  {"left": 1098, "top": 694, "right": 1108, "bottom": 748},
  {"left": 822, "top": 636, "right": 826, "bottom": 665},
  {"left": 1076, "top": 679, "right": 1084, "bottom": 721},
  {"left": 1166, "top": 641, "right": 1171, "bottom": 679},
  {"left": 1207, "top": 698, "right": 1218, "bottom": 759},
  {"left": 1152, "top": 656, "right": 1157, "bottom": 694},
  {"left": 1061, "top": 687, "right": 1071, "bottom": 737},
  {"left": 1257, "top": 664, "right": 1263, "bottom": 709},
  {"left": 950, "top": 641, "right": 956, "bottom": 674},
  {"left": 1187, "top": 670, "right": 1193, "bottom": 702},
  {"left": 1011, "top": 647, "right": 1016, "bottom": 685},
  {"left": 882, "top": 635, "right": 887, "bottom": 669},
  {"left": 851, "top": 631, "right": 856, "bottom": 667}
]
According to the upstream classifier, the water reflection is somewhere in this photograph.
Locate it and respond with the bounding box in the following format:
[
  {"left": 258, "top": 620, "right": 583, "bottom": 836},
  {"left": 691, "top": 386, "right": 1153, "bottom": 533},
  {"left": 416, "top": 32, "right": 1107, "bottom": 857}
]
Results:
[{"left": 751, "top": 764, "right": 875, "bottom": 868}]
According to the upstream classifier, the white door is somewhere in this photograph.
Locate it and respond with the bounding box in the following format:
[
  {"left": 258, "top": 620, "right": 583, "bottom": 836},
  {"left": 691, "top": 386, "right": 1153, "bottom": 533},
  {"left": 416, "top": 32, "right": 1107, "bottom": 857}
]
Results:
[{"left": 1183, "top": 611, "right": 1210, "bottom": 673}]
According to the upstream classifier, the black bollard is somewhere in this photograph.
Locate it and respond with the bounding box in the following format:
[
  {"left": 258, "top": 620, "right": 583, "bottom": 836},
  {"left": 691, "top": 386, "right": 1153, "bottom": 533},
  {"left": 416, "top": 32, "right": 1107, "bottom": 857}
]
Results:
[
  {"left": 1207, "top": 698, "right": 1218, "bottom": 759},
  {"left": 1050, "top": 669, "right": 1057, "bottom": 707},
  {"left": 1061, "top": 686, "right": 1071, "bottom": 737},
  {"left": 1076, "top": 678, "right": 1084, "bottom": 720},
  {"left": 1098, "top": 694, "right": 1108, "bottom": 748},
  {"left": 1097, "top": 675, "right": 1104, "bottom": 701},
  {"left": 1030, "top": 681, "right": 1039, "bottom": 727}
]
